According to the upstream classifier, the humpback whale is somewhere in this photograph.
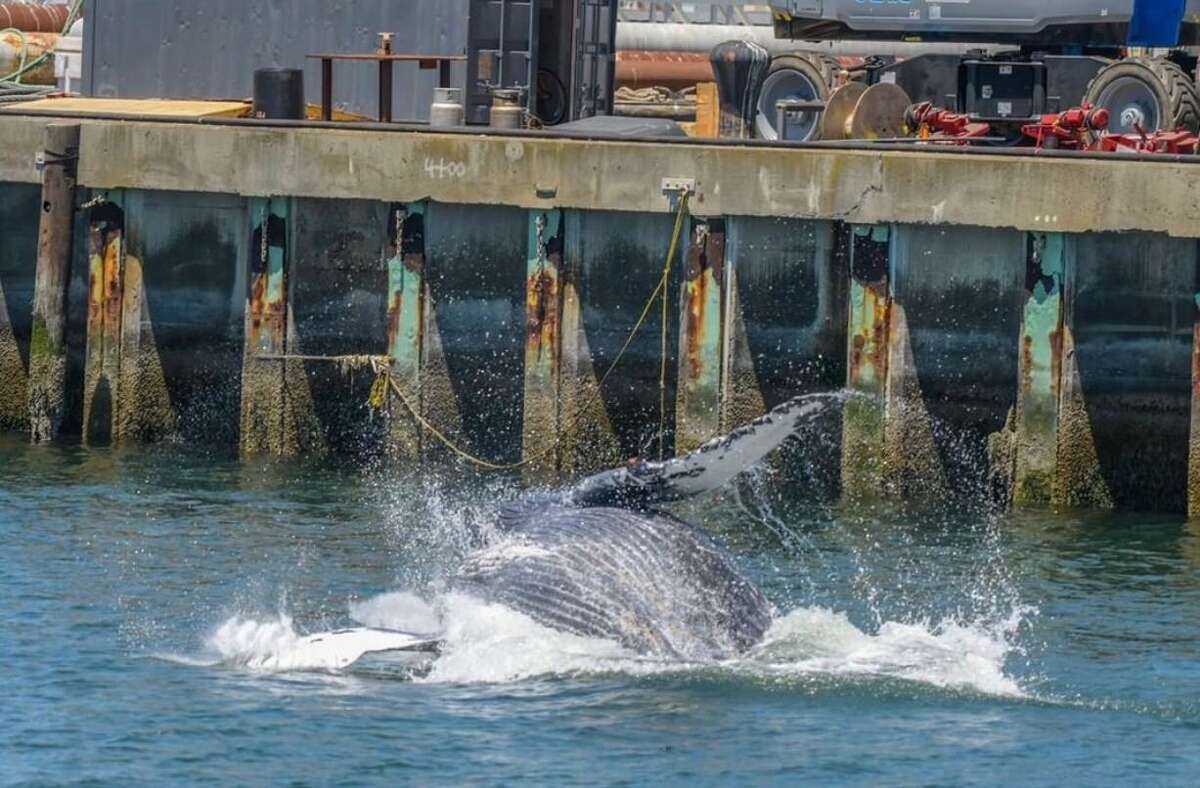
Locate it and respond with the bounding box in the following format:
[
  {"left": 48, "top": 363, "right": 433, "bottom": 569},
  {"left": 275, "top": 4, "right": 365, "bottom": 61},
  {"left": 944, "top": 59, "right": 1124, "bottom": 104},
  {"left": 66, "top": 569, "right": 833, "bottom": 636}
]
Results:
[{"left": 264, "top": 392, "right": 843, "bottom": 670}]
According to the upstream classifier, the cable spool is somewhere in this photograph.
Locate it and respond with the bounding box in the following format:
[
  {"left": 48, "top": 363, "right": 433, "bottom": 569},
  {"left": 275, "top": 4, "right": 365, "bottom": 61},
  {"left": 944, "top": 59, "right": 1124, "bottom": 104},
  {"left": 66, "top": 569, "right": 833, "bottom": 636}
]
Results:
[
  {"left": 819, "top": 82, "right": 866, "bottom": 141},
  {"left": 821, "top": 81, "right": 913, "bottom": 140}
]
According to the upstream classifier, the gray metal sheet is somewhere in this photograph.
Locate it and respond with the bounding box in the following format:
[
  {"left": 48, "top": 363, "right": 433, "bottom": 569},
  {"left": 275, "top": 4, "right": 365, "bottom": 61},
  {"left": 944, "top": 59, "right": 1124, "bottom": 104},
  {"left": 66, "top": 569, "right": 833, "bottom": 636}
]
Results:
[{"left": 83, "top": 0, "right": 470, "bottom": 121}]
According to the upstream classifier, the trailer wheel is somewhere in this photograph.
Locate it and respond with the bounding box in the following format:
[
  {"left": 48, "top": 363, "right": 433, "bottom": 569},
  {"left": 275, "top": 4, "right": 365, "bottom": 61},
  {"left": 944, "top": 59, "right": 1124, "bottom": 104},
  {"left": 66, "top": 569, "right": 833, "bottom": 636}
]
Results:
[
  {"left": 1084, "top": 58, "right": 1200, "bottom": 135},
  {"left": 755, "top": 54, "right": 831, "bottom": 141}
]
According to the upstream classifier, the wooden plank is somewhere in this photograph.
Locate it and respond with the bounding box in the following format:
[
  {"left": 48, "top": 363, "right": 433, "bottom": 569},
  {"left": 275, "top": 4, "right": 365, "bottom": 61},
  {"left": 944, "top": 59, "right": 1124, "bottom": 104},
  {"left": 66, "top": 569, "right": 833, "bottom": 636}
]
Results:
[
  {"left": 693, "top": 82, "right": 719, "bottom": 139},
  {"left": 2, "top": 98, "right": 251, "bottom": 118}
]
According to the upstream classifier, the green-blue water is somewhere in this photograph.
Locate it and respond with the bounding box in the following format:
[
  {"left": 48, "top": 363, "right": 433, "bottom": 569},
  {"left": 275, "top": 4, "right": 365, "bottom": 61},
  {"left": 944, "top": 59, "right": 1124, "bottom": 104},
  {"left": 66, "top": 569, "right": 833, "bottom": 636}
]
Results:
[{"left": 3, "top": 435, "right": 1199, "bottom": 786}]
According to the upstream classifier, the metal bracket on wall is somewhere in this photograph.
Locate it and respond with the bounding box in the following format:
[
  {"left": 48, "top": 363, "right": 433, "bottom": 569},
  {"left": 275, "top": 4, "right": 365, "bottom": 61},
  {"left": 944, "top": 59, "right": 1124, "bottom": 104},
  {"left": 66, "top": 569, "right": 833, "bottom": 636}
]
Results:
[
  {"left": 35, "top": 149, "right": 80, "bottom": 178},
  {"left": 662, "top": 177, "right": 696, "bottom": 210}
]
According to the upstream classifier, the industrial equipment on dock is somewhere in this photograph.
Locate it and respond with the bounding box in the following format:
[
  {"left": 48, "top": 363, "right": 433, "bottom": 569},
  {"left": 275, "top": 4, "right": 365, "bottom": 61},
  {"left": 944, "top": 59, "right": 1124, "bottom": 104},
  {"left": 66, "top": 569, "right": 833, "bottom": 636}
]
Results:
[{"left": 763, "top": 0, "right": 1200, "bottom": 142}]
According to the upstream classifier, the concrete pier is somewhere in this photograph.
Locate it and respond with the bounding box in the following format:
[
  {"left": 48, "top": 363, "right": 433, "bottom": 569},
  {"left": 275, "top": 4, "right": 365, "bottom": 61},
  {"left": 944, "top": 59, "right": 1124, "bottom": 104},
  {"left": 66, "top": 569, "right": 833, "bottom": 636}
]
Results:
[
  {"left": 2, "top": 108, "right": 1200, "bottom": 513},
  {"left": 0, "top": 183, "right": 38, "bottom": 433}
]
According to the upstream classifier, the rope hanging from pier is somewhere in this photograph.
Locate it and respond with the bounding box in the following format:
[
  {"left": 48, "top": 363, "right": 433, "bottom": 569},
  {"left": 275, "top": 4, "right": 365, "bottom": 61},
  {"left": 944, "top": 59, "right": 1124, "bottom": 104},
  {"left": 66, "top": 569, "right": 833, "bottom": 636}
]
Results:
[{"left": 254, "top": 190, "right": 692, "bottom": 471}]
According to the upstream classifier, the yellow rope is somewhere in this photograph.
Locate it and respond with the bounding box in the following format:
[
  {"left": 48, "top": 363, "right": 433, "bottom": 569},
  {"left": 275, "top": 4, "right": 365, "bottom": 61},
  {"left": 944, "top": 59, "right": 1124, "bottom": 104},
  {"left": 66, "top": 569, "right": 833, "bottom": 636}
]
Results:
[
  {"left": 659, "top": 192, "right": 688, "bottom": 459},
  {"left": 375, "top": 359, "right": 526, "bottom": 471},
  {"left": 257, "top": 190, "right": 692, "bottom": 471},
  {"left": 595, "top": 190, "right": 689, "bottom": 392}
]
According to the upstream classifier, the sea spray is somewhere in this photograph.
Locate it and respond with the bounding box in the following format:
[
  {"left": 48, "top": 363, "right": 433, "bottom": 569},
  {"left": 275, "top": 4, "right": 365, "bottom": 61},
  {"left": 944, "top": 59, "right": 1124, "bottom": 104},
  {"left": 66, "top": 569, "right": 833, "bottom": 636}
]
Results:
[{"left": 200, "top": 589, "right": 1029, "bottom": 697}]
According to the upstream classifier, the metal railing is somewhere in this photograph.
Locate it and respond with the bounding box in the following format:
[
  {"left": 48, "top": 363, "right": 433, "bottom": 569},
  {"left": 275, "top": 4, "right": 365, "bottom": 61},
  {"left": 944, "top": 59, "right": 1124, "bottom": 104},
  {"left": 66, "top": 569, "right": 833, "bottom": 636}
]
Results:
[{"left": 617, "top": 1, "right": 774, "bottom": 26}]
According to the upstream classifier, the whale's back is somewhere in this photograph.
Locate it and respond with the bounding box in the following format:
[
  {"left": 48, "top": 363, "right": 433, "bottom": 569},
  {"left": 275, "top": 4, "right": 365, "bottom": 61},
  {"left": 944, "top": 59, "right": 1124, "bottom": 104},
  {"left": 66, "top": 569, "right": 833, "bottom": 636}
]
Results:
[{"left": 454, "top": 504, "right": 772, "bottom": 659}]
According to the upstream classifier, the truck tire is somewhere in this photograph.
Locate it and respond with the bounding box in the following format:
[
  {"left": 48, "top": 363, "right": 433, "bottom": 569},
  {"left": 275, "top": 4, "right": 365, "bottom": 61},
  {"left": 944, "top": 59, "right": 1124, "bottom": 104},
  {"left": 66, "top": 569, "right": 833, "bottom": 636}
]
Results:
[
  {"left": 756, "top": 54, "right": 831, "bottom": 141},
  {"left": 1083, "top": 57, "right": 1200, "bottom": 134}
]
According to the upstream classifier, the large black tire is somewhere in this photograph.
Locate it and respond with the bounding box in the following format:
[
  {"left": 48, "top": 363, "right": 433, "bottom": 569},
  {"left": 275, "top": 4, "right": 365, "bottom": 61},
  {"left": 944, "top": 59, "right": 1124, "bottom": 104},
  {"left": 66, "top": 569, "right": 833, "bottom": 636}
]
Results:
[
  {"left": 1083, "top": 57, "right": 1200, "bottom": 134},
  {"left": 755, "top": 54, "right": 831, "bottom": 141}
]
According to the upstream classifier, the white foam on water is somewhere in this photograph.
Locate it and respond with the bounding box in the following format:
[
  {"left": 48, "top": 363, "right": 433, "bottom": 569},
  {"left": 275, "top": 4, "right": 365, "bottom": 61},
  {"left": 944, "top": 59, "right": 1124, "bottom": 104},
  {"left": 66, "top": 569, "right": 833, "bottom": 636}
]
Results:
[
  {"left": 748, "top": 606, "right": 1028, "bottom": 697},
  {"left": 190, "top": 590, "right": 1028, "bottom": 697},
  {"left": 348, "top": 591, "right": 441, "bottom": 634},
  {"left": 418, "top": 593, "right": 652, "bottom": 684},
  {"left": 204, "top": 613, "right": 433, "bottom": 672},
  {"left": 205, "top": 614, "right": 304, "bottom": 670}
]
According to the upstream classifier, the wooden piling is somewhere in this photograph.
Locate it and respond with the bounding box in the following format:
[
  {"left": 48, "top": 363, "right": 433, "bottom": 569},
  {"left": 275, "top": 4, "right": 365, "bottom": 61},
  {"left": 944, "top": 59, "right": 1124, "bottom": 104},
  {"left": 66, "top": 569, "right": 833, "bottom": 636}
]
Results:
[{"left": 27, "top": 123, "right": 79, "bottom": 443}]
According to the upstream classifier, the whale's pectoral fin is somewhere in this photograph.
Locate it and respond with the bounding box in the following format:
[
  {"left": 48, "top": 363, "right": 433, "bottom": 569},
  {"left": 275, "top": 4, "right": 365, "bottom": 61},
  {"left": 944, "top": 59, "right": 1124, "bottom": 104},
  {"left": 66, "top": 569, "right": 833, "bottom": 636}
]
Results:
[
  {"left": 256, "top": 628, "right": 442, "bottom": 672},
  {"left": 569, "top": 391, "right": 848, "bottom": 508}
]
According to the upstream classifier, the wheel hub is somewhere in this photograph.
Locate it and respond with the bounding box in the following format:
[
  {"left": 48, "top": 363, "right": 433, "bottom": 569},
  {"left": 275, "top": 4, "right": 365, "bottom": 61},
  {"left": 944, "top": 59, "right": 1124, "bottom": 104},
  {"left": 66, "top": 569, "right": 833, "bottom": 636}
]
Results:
[
  {"left": 1120, "top": 106, "right": 1146, "bottom": 130},
  {"left": 1096, "top": 77, "right": 1162, "bottom": 134},
  {"left": 756, "top": 68, "right": 821, "bottom": 141}
]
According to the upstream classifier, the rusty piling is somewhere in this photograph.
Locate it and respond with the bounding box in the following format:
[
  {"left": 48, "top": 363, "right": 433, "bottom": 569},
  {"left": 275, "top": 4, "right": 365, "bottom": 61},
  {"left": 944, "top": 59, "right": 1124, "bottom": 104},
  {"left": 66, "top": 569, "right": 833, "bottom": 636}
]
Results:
[
  {"left": 675, "top": 217, "right": 725, "bottom": 453},
  {"left": 239, "top": 197, "right": 322, "bottom": 457},
  {"left": 520, "top": 209, "right": 564, "bottom": 479},
  {"left": 1009, "top": 232, "right": 1066, "bottom": 506},
  {"left": 81, "top": 193, "right": 125, "bottom": 446},
  {"left": 385, "top": 201, "right": 426, "bottom": 460},
  {"left": 841, "top": 225, "right": 892, "bottom": 498}
]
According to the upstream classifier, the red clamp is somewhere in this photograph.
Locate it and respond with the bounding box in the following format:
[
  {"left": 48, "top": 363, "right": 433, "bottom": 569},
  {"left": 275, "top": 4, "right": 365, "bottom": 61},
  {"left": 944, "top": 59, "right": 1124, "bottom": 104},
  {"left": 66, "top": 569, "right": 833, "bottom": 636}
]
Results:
[
  {"left": 906, "top": 102, "right": 992, "bottom": 144},
  {"left": 1022, "top": 104, "right": 1110, "bottom": 150}
]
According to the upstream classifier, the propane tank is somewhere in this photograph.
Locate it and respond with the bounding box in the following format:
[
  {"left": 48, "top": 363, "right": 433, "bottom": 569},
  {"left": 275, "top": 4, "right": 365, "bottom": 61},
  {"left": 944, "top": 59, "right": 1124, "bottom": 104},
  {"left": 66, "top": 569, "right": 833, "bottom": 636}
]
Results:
[
  {"left": 0, "top": 31, "right": 59, "bottom": 85},
  {"left": 490, "top": 89, "right": 525, "bottom": 130},
  {"left": 430, "top": 87, "right": 465, "bottom": 127}
]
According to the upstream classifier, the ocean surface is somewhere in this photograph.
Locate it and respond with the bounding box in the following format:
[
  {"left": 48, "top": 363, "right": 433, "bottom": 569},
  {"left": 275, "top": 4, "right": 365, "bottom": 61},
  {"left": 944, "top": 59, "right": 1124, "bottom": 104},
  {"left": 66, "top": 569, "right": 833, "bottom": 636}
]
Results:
[{"left": 3, "top": 433, "right": 1199, "bottom": 786}]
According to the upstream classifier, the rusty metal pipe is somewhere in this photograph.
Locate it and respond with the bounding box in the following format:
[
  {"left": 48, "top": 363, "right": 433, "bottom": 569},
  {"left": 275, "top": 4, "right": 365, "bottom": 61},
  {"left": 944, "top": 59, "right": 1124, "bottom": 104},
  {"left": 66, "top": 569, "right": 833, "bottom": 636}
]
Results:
[
  {"left": 0, "top": 3, "right": 72, "bottom": 32},
  {"left": 616, "top": 51, "right": 714, "bottom": 91}
]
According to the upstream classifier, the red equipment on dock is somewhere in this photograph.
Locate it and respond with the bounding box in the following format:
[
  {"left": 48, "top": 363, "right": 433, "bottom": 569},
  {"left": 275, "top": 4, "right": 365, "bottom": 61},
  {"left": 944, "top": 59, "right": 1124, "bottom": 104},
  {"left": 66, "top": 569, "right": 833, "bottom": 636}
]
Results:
[
  {"left": 905, "top": 102, "right": 991, "bottom": 144},
  {"left": 1021, "top": 105, "right": 1111, "bottom": 150}
]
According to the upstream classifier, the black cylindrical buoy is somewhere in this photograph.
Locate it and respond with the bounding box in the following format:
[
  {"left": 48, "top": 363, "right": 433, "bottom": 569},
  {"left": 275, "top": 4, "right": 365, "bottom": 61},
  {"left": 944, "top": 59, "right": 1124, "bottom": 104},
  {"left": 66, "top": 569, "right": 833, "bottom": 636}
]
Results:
[
  {"left": 253, "top": 68, "right": 306, "bottom": 120},
  {"left": 709, "top": 40, "right": 770, "bottom": 139}
]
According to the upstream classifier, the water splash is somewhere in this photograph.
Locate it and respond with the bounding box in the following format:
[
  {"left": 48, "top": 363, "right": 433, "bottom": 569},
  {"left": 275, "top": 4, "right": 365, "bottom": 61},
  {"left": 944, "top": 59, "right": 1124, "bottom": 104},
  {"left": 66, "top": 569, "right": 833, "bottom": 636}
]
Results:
[{"left": 194, "top": 590, "right": 1029, "bottom": 698}]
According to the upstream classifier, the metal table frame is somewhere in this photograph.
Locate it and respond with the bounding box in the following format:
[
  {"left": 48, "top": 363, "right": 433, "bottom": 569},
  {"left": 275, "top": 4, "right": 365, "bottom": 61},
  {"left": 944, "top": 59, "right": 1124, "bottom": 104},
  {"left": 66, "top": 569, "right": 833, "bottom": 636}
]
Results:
[{"left": 306, "top": 53, "right": 466, "bottom": 122}]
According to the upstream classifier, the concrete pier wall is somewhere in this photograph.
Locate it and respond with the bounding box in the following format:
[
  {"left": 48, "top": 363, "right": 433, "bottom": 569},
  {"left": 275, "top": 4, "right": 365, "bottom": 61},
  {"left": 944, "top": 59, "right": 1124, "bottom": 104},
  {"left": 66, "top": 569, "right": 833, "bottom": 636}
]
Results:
[
  {"left": 0, "top": 184, "right": 38, "bottom": 432},
  {"left": 3, "top": 113, "right": 1200, "bottom": 513},
  {"left": 1068, "top": 233, "right": 1194, "bottom": 512},
  {"left": 891, "top": 225, "right": 1025, "bottom": 500}
]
